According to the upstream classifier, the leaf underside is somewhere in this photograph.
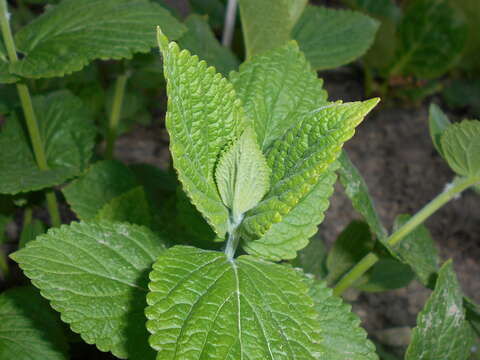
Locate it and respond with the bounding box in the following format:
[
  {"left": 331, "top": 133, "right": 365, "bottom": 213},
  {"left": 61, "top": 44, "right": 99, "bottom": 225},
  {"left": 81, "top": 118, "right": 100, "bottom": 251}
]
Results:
[
  {"left": 11, "top": 221, "right": 166, "bottom": 359},
  {"left": 11, "top": 0, "right": 186, "bottom": 78},
  {"left": 146, "top": 246, "right": 322, "bottom": 360},
  {"left": 0, "top": 90, "right": 96, "bottom": 195}
]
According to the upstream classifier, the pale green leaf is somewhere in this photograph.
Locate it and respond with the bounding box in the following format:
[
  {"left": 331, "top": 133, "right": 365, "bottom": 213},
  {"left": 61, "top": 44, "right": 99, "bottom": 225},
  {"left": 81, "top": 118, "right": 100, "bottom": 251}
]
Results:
[
  {"left": 19, "top": 219, "right": 46, "bottom": 248},
  {"left": 178, "top": 15, "right": 239, "bottom": 76},
  {"left": 63, "top": 160, "right": 138, "bottom": 220},
  {"left": 0, "top": 286, "right": 68, "bottom": 360},
  {"left": 310, "top": 281, "right": 378, "bottom": 360},
  {"left": 326, "top": 220, "right": 374, "bottom": 285},
  {"left": 392, "top": 0, "right": 467, "bottom": 79},
  {"left": 355, "top": 258, "right": 415, "bottom": 292},
  {"left": 157, "top": 28, "right": 245, "bottom": 238},
  {"left": 239, "top": 0, "right": 308, "bottom": 57},
  {"left": 389, "top": 214, "right": 439, "bottom": 287},
  {"left": 292, "top": 6, "right": 379, "bottom": 70},
  {"left": 11, "top": 221, "right": 166, "bottom": 360},
  {"left": 145, "top": 245, "right": 322, "bottom": 359},
  {"left": 406, "top": 261, "right": 475, "bottom": 360},
  {"left": 230, "top": 41, "right": 328, "bottom": 151},
  {"left": 441, "top": 120, "right": 480, "bottom": 178},
  {"left": 0, "top": 90, "right": 96, "bottom": 195},
  {"left": 429, "top": 104, "right": 451, "bottom": 157},
  {"left": 11, "top": 0, "right": 186, "bottom": 79},
  {"left": 96, "top": 187, "right": 152, "bottom": 228},
  {"left": 215, "top": 128, "right": 270, "bottom": 223},
  {"left": 241, "top": 99, "right": 379, "bottom": 260},
  {"left": 338, "top": 151, "right": 387, "bottom": 240}
]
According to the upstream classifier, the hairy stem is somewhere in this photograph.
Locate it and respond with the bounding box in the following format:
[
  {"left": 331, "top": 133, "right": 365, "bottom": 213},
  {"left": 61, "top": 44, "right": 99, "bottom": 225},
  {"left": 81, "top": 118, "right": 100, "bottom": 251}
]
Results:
[
  {"left": 333, "top": 176, "right": 480, "bottom": 297},
  {"left": 222, "top": 0, "right": 237, "bottom": 47},
  {"left": 0, "top": 0, "right": 61, "bottom": 227},
  {"left": 105, "top": 73, "right": 128, "bottom": 159}
]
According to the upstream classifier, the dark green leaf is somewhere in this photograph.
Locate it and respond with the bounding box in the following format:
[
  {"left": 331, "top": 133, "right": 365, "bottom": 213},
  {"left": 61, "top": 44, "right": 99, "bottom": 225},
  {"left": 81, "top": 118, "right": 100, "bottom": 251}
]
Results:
[
  {"left": 293, "top": 6, "right": 379, "bottom": 70},
  {"left": 406, "top": 261, "right": 475, "bottom": 359},
  {"left": 355, "top": 258, "right": 415, "bottom": 292},
  {"left": 291, "top": 234, "right": 328, "bottom": 279},
  {"left": 0, "top": 91, "right": 96, "bottom": 195},
  {"left": 62, "top": 160, "right": 138, "bottom": 221},
  {"left": 19, "top": 219, "right": 46, "bottom": 248},
  {"left": 342, "top": 0, "right": 401, "bottom": 21},
  {"left": 0, "top": 286, "right": 69, "bottom": 360}
]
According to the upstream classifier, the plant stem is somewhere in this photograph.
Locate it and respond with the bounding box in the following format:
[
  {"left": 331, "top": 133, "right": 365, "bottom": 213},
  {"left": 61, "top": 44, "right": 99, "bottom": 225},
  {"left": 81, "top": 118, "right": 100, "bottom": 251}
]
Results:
[
  {"left": 105, "top": 73, "right": 128, "bottom": 160},
  {"left": 0, "top": 0, "right": 61, "bottom": 227},
  {"left": 222, "top": 0, "right": 237, "bottom": 47},
  {"left": 333, "top": 176, "right": 480, "bottom": 297}
]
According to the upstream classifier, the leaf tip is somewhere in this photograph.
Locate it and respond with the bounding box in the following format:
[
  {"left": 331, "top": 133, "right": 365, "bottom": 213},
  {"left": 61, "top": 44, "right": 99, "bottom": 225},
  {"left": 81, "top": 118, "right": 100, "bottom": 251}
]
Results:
[{"left": 156, "top": 26, "right": 169, "bottom": 52}]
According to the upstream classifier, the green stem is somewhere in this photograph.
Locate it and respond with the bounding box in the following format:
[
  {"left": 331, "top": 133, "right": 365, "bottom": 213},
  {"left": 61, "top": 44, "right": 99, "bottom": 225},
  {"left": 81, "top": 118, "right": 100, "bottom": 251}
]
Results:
[
  {"left": 105, "top": 73, "right": 128, "bottom": 160},
  {"left": 333, "top": 176, "right": 480, "bottom": 297},
  {"left": 0, "top": 0, "right": 61, "bottom": 227}
]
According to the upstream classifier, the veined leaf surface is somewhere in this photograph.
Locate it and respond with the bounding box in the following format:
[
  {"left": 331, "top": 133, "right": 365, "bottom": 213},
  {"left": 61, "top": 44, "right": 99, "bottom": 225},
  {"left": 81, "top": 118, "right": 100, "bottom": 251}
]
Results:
[
  {"left": 145, "top": 246, "right": 322, "bottom": 359},
  {"left": 157, "top": 28, "right": 245, "bottom": 238},
  {"left": 11, "top": 0, "right": 186, "bottom": 78},
  {"left": 0, "top": 91, "right": 95, "bottom": 194},
  {"left": 11, "top": 221, "right": 166, "bottom": 359}
]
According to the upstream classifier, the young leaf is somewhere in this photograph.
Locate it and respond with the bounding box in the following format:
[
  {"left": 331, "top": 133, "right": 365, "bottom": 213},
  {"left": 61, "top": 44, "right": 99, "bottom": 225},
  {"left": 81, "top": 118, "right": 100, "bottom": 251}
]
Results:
[
  {"left": 326, "top": 220, "right": 375, "bottom": 285},
  {"left": 441, "top": 120, "right": 480, "bottom": 178},
  {"left": 157, "top": 28, "right": 246, "bottom": 238},
  {"left": 230, "top": 41, "right": 328, "bottom": 151},
  {"left": 429, "top": 104, "right": 451, "bottom": 157},
  {"left": 178, "top": 15, "right": 239, "bottom": 76},
  {"left": 388, "top": 214, "right": 439, "bottom": 287},
  {"left": 241, "top": 99, "right": 379, "bottom": 260},
  {"left": 63, "top": 160, "right": 138, "bottom": 220},
  {"left": 338, "top": 151, "right": 388, "bottom": 240},
  {"left": 215, "top": 128, "right": 270, "bottom": 224},
  {"left": 391, "top": 0, "right": 467, "bottom": 79},
  {"left": 406, "top": 261, "right": 475, "bottom": 360},
  {"left": 96, "top": 186, "right": 152, "bottom": 228},
  {"left": 0, "top": 91, "right": 96, "bottom": 195},
  {"left": 145, "top": 246, "right": 323, "bottom": 359},
  {"left": 238, "top": 0, "right": 308, "bottom": 57},
  {"left": 11, "top": 0, "right": 186, "bottom": 79},
  {"left": 0, "top": 286, "right": 69, "bottom": 360},
  {"left": 11, "top": 221, "right": 166, "bottom": 360},
  {"left": 292, "top": 6, "right": 380, "bottom": 71},
  {"left": 310, "top": 281, "right": 378, "bottom": 360}
]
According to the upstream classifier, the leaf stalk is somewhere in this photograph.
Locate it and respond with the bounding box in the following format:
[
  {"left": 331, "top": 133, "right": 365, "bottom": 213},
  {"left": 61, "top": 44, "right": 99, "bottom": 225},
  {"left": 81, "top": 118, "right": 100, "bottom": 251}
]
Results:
[
  {"left": 222, "top": 0, "right": 237, "bottom": 47},
  {"left": 105, "top": 73, "right": 128, "bottom": 160}
]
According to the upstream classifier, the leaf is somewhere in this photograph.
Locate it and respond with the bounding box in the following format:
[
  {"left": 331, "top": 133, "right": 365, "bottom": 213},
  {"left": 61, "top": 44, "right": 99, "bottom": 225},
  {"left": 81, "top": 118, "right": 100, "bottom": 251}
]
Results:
[
  {"left": 157, "top": 28, "right": 246, "bottom": 238},
  {"left": 326, "top": 220, "right": 375, "bottom": 285},
  {"left": 464, "top": 297, "right": 480, "bottom": 336},
  {"left": 178, "top": 15, "right": 239, "bottom": 76},
  {"left": 355, "top": 258, "right": 415, "bottom": 292},
  {"left": 342, "top": 0, "right": 401, "bottom": 21},
  {"left": 11, "top": 221, "right": 166, "bottom": 360},
  {"left": 0, "top": 286, "right": 68, "bottom": 360},
  {"left": 310, "top": 281, "right": 378, "bottom": 360},
  {"left": 428, "top": 104, "right": 451, "bottom": 157},
  {"left": 215, "top": 128, "right": 270, "bottom": 224},
  {"left": 241, "top": 100, "right": 379, "bottom": 261},
  {"left": 19, "top": 219, "right": 46, "bottom": 248},
  {"left": 11, "top": 0, "right": 186, "bottom": 79},
  {"left": 441, "top": 120, "right": 480, "bottom": 178},
  {"left": 96, "top": 187, "right": 152, "bottom": 228},
  {"left": 62, "top": 160, "right": 138, "bottom": 221},
  {"left": 291, "top": 234, "right": 328, "bottom": 279},
  {"left": 238, "top": 0, "right": 308, "bottom": 57},
  {"left": 406, "top": 261, "right": 475, "bottom": 360},
  {"left": 391, "top": 0, "right": 468, "bottom": 79},
  {"left": 0, "top": 90, "right": 96, "bottom": 195},
  {"left": 0, "top": 40, "right": 17, "bottom": 83},
  {"left": 388, "top": 214, "right": 439, "bottom": 287},
  {"left": 188, "top": 0, "right": 225, "bottom": 28},
  {"left": 145, "top": 245, "right": 322, "bottom": 359},
  {"left": 230, "top": 41, "right": 328, "bottom": 151},
  {"left": 292, "top": 6, "right": 380, "bottom": 71},
  {"left": 338, "top": 151, "right": 388, "bottom": 240}
]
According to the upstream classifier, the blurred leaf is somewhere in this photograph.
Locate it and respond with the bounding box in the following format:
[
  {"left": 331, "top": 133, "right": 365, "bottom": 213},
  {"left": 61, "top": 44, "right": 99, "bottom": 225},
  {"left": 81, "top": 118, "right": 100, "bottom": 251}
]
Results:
[
  {"left": 188, "top": 0, "right": 225, "bottom": 28},
  {"left": 293, "top": 5, "right": 379, "bottom": 70},
  {"left": 178, "top": 15, "right": 239, "bottom": 76},
  {"left": 429, "top": 104, "right": 451, "bottom": 157},
  {"left": 355, "top": 258, "right": 415, "bottom": 292},
  {"left": 406, "top": 261, "right": 475, "bottom": 360},
  {"left": 0, "top": 214, "right": 12, "bottom": 244},
  {"left": 19, "top": 219, "right": 46, "bottom": 248},
  {"left": 391, "top": 0, "right": 467, "bottom": 79},
  {"left": 338, "top": 151, "right": 388, "bottom": 240},
  {"left": 342, "top": 0, "right": 401, "bottom": 21},
  {"left": 464, "top": 297, "right": 480, "bottom": 336},
  {"left": 443, "top": 78, "right": 480, "bottom": 117},
  {"left": 291, "top": 234, "right": 328, "bottom": 279}
]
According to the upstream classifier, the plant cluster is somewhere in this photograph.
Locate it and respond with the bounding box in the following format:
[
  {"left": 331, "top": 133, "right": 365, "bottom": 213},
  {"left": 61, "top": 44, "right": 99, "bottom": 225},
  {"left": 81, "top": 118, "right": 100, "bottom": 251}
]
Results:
[{"left": 0, "top": 0, "right": 479, "bottom": 359}]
